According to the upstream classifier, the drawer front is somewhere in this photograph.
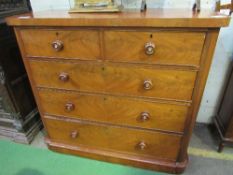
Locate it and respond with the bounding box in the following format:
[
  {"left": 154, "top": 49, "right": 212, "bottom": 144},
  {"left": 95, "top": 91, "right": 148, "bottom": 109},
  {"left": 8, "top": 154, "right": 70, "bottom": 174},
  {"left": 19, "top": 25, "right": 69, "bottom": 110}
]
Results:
[
  {"left": 30, "top": 60, "right": 197, "bottom": 101},
  {"left": 39, "top": 89, "right": 189, "bottom": 132},
  {"left": 104, "top": 31, "right": 205, "bottom": 66},
  {"left": 20, "top": 29, "right": 101, "bottom": 59},
  {"left": 44, "top": 117, "right": 181, "bottom": 160}
]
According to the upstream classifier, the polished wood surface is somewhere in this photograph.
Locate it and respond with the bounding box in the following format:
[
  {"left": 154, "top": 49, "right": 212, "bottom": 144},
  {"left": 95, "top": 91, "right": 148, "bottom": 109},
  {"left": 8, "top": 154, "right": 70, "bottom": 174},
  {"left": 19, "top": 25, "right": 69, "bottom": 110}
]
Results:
[
  {"left": 44, "top": 116, "right": 181, "bottom": 160},
  {"left": 104, "top": 31, "right": 205, "bottom": 66},
  {"left": 20, "top": 29, "right": 101, "bottom": 59},
  {"left": 38, "top": 89, "right": 189, "bottom": 133},
  {"left": 29, "top": 60, "right": 197, "bottom": 101},
  {"left": 6, "top": 9, "right": 230, "bottom": 27},
  {"left": 7, "top": 9, "right": 230, "bottom": 174},
  {"left": 20, "top": 28, "right": 205, "bottom": 67},
  {"left": 47, "top": 139, "right": 187, "bottom": 174}
]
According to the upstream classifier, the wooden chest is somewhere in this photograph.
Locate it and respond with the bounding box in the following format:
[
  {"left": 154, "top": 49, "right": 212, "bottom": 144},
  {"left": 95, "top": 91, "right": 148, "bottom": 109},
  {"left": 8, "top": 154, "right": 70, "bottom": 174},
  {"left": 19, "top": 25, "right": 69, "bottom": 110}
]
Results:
[{"left": 6, "top": 9, "right": 230, "bottom": 173}]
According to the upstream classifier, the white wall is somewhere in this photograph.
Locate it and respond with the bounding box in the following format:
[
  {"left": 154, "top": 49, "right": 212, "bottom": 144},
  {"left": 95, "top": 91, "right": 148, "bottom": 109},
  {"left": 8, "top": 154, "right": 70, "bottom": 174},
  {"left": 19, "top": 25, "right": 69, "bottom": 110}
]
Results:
[
  {"left": 29, "top": 0, "right": 233, "bottom": 123},
  {"left": 30, "top": 0, "right": 217, "bottom": 11},
  {"left": 197, "top": 17, "right": 233, "bottom": 123}
]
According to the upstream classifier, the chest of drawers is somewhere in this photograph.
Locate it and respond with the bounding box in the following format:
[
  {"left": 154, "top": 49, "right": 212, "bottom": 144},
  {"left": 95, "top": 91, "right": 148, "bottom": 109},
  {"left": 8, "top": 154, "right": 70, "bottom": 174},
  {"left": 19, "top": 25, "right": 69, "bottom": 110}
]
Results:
[{"left": 6, "top": 9, "right": 230, "bottom": 173}]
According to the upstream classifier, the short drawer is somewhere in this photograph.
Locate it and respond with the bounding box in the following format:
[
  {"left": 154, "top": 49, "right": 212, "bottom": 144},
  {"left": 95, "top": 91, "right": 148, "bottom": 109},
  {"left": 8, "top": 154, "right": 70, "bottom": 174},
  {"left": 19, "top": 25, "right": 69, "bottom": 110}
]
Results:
[
  {"left": 19, "top": 29, "right": 101, "bottom": 59},
  {"left": 30, "top": 60, "right": 197, "bottom": 101},
  {"left": 38, "top": 89, "right": 189, "bottom": 133},
  {"left": 44, "top": 117, "right": 182, "bottom": 160},
  {"left": 104, "top": 31, "right": 205, "bottom": 66}
]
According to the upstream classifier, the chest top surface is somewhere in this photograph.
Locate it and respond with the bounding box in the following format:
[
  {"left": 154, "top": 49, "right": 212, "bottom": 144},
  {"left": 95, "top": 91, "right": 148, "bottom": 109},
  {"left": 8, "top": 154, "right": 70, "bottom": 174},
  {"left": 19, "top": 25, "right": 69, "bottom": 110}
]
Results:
[{"left": 6, "top": 9, "right": 230, "bottom": 28}]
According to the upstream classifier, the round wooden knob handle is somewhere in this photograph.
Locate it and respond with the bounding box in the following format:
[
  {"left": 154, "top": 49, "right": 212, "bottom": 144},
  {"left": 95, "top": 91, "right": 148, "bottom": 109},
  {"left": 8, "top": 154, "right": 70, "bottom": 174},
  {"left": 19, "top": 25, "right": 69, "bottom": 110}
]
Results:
[
  {"left": 137, "top": 141, "right": 147, "bottom": 150},
  {"left": 52, "top": 40, "right": 63, "bottom": 52},
  {"left": 59, "top": 73, "right": 69, "bottom": 82},
  {"left": 65, "top": 102, "right": 75, "bottom": 112},
  {"left": 70, "top": 131, "right": 78, "bottom": 139},
  {"left": 143, "top": 79, "right": 153, "bottom": 90},
  {"left": 145, "top": 42, "right": 155, "bottom": 55},
  {"left": 140, "top": 112, "right": 150, "bottom": 121}
]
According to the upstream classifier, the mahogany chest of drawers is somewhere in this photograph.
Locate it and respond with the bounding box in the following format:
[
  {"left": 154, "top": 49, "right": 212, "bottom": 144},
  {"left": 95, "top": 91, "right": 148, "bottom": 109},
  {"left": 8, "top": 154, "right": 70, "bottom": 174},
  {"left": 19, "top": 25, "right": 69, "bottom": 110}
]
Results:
[{"left": 6, "top": 9, "right": 230, "bottom": 173}]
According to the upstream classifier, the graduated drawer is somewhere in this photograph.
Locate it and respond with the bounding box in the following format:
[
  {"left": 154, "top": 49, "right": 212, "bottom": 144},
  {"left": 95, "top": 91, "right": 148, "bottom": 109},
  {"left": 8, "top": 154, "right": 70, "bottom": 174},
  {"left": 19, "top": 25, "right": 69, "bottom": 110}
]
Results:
[
  {"left": 30, "top": 60, "right": 197, "bottom": 101},
  {"left": 104, "top": 31, "right": 205, "bottom": 66},
  {"left": 38, "top": 89, "right": 189, "bottom": 133},
  {"left": 19, "top": 29, "right": 101, "bottom": 59},
  {"left": 44, "top": 117, "right": 182, "bottom": 160}
]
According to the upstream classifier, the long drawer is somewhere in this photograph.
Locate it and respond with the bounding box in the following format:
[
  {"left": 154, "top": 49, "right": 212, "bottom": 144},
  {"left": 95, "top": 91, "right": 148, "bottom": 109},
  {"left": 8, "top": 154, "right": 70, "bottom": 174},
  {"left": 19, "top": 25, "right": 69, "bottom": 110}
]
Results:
[
  {"left": 19, "top": 29, "right": 101, "bottom": 59},
  {"left": 44, "top": 117, "right": 182, "bottom": 160},
  {"left": 29, "top": 60, "right": 197, "bottom": 101},
  {"left": 104, "top": 31, "right": 205, "bottom": 66},
  {"left": 38, "top": 89, "right": 189, "bottom": 133}
]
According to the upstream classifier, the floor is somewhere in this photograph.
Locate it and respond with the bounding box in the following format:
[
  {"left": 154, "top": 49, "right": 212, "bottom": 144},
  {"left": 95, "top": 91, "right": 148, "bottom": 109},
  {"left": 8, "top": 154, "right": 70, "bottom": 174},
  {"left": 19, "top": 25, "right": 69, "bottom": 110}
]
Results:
[
  {"left": 183, "top": 124, "right": 233, "bottom": 175},
  {"left": 1, "top": 123, "right": 233, "bottom": 175}
]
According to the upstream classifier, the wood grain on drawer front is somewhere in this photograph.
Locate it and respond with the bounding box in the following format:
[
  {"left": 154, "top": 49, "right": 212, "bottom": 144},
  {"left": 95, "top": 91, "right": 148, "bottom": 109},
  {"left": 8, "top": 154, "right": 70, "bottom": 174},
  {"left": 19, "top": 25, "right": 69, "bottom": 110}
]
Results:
[
  {"left": 38, "top": 89, "right": 189, "bottom": 133},
  {"left": 29, "top": 60, "right": 197, "bottom": 101},
  {"left": 104, "top": 31, "right": 205, "bottom": 66},
  {"left": 44, "top": 117, "right": 181, "bottom": 160},
  {"left": 19, "top": 29, "right": 101, "bottom": 59}
]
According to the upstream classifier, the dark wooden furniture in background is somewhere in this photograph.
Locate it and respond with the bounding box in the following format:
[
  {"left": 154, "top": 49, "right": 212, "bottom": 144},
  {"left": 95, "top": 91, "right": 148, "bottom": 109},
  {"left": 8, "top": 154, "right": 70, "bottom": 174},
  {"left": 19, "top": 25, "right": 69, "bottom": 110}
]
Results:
[
  {"left": 0, "top": 0, "right": 42, "bottom": 144},
  {"left": 216, "top": 0, "right": 233, "bottom": 14},
  {"left": 7, "top": 10, "right": 230, "bottom": 173},
  {"left": 0, "top": 0, "right": 31, "bottom": 21},
  {"left": 215, "top": 63, "right": 233, "bottom": 152}
]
